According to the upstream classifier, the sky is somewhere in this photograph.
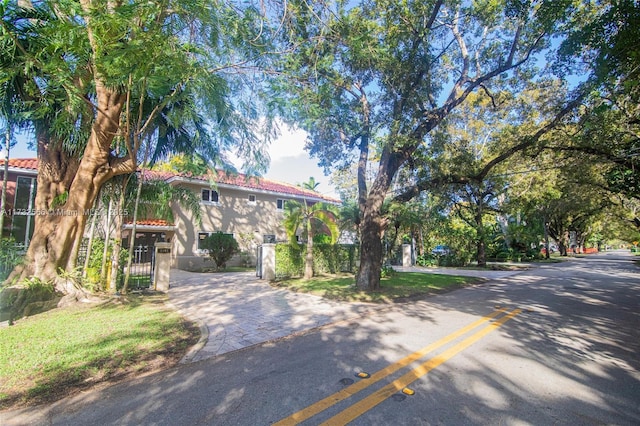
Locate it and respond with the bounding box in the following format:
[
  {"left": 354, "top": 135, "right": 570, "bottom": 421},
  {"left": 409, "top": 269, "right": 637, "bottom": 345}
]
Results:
[
  {"left": 9, "top": 125, "right": 339, "bottom": 199},
  {"left": 258, "top": 125, "right": 338, "bottom": 198}
]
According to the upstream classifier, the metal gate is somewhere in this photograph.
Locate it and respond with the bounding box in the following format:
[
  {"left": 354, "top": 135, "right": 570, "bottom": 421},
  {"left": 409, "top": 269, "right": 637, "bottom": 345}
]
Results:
[
  {"left": 120, "top": 244, "right": 155, "bottom": 290},
  {"left": 255, "top": 245, "right": 263, "bottom": 278}
]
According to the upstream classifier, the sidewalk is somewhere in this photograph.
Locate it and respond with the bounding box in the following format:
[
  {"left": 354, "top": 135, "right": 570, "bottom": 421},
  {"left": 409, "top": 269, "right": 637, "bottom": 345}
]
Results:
[{"left": 168, "top": 270, "right": 379, "bottom": 363}]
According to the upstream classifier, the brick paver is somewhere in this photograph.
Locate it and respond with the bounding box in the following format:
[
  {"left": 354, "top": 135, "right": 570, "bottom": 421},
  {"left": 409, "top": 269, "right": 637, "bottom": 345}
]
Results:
[{"left": 168, "top": 270, "right": 377, "bottom": 362}]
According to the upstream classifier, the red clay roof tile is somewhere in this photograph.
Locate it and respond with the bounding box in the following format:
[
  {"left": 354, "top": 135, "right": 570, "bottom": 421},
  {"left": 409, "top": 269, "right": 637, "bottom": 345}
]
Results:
[
  {"left": 2, "top": 158, "right": 340, "bottom": 203},
  {"left": 2, "top": 158, "right": 38, "bottom": 170}
]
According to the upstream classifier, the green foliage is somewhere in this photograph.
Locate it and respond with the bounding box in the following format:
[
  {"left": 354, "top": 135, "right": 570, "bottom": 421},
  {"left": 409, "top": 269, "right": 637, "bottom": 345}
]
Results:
[
  {"left": 20, "top": 277, "right": 54, "bottom": 296},
  {"left": 0, "top": 239, "right": 23, "bottom": 283},
  {"left": 275, "top": 243, "right": 359, "bottom": 279},
  {"left": 380, "top": 265, "right": 395, "bottom": 278},
  {"left": 200, "top": 232, "right": 240, "bottom": 271},
  {"left": 275, "top": 244, "right": 304, "bottom": 279},
  {"left": 79, "top": 238, "right": 129, "bottom": 291}
]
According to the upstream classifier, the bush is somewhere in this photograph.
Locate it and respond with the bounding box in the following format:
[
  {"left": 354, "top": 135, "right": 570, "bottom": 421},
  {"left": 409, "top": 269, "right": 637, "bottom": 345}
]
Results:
[
  {"left": 0, "top": 238, "right": 24, "bottom": 283},
  {"left": 416, "top": 254, "right": 437, "bottom": 267},
  {"left": 380, "top": 265, "right": 395, "bottom": 278},
  {"left": 275, "top": 244, "right": 304, "bottom": 279},
  {"left": 200, "top": 232, "right": 240, "bottom": 271}
]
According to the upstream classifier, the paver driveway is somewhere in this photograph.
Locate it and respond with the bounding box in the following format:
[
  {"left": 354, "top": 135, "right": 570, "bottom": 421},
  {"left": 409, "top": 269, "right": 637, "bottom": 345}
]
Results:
[{"left": 168, "top": 270, "right": 378, "bottom": 362}]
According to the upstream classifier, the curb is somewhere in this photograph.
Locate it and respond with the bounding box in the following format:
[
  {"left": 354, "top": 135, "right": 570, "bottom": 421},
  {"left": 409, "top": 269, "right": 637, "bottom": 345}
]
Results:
[
  {"left": 179, "top": 319, "right": 209, "bottom": 364},
  {"left": 165, "top": 301, "right": 209, "bottom": 364}
]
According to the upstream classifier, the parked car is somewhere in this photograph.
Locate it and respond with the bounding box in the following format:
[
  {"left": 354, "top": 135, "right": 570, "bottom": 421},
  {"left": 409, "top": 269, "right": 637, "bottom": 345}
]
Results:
[{"left": 431, "top": 245, "right": 452, "bottom": 256}]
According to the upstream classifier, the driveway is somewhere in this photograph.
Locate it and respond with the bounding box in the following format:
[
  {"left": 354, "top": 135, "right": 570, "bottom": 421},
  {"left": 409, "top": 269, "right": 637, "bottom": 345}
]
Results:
[
  {"left": 168, "top": 266, "right": 526, "bottom": 363},
  {"left": 168, "top": 270, "right": 378, "bottom": 362}
]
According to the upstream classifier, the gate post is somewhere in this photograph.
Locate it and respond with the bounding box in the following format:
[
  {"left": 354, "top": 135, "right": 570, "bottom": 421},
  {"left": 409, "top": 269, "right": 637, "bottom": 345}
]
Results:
[
  {"left": 402, "top": 244, "right": 412, "bottom": 267},
  {"left": 261, "top": 243, "right": 276, "bottom": 281},
  {"left": 154, "top": 242, "right": 172, "bottom": 292}
]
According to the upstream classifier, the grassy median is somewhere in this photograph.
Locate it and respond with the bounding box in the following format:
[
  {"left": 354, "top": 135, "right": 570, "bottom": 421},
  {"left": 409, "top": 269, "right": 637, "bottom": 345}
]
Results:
[
  {"left": 273, "top": 271, "right": 480, "bottom": 302},
  {"left": 0, "top": 294, "right": 199, "bottom": 410}
]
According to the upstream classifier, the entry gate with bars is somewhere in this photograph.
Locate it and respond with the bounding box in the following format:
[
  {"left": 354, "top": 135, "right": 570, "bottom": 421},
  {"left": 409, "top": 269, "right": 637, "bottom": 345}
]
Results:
[{"left": 121, "top": 244, "right": 155, "bottom": 290}]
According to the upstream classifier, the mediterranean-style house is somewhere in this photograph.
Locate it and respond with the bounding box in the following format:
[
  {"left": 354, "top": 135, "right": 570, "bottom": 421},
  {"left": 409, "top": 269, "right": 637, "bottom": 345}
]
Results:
[{"left": 0, "top": 158, "right": 340, "bottom": 270}]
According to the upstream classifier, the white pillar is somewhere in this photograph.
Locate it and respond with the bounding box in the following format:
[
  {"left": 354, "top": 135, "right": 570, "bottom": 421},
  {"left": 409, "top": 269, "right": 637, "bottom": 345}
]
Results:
[
  {"left": 402, "top": 244, "right": 412, "bottom": 267},
  {"left": 154, "top": 242, "right": 172, "bottom": 292},
  {"left": 261, "top": 243, "right": 276, "bottom": 281}
]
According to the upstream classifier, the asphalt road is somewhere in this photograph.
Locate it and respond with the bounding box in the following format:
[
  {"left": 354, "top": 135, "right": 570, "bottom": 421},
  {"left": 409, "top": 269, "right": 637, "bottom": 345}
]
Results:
[{"left": 2, "top": 250, "right": 639, "bottom": 425}]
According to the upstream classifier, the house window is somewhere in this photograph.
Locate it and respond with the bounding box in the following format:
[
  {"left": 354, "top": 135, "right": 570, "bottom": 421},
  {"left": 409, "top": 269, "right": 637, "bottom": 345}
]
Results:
[
  {"left": 10, "top": 176, "right": 37, "bottom": 246},
  {"left": 276, "top": 199, "right": 286, "bottom": 210},
  {"left": 198, "top": 232, "right": 209, "bottom": 250},
  {"left": 201, "top": 189, "right": 219, "bottom": 203},
  {"left": 248, "top": 194, "right": 256, "bottom": 205}
]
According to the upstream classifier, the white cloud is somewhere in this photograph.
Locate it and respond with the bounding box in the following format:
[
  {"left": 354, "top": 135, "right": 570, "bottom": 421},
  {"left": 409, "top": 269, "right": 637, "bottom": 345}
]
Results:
[{"left": 269, "top": 123, "right": 308, "bottom": 161}]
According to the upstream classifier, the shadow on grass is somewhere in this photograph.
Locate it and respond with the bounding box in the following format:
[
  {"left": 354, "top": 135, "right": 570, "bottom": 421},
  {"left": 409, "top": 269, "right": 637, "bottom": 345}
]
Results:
[
  {"left": 0, "top": 296, "right": 200, "bottom": 410},
  {"left": 272, "top": 272, "right": 482, "bottom": 303}
]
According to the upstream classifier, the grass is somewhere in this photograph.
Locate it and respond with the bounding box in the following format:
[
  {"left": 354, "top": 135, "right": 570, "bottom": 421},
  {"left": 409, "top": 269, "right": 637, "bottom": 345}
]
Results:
[
  {"left": 0, "top": 294, "right": 199, "bottom": 410},
  {"left": 273, "top": 271, "right": 480, "bottom": 303}
]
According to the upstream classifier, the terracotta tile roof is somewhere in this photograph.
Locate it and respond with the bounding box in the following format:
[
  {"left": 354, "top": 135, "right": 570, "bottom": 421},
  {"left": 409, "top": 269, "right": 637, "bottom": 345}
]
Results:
[
  {"left": 162, "top": 169, "right": 340, "bottom": 203},
  {"left": 124, "top": 219, "right": 174, "bottom": 227},
  {"left": 2, "top": 158, "right": 38, "bottom": 170},
  {"left": 3, "top": 158, "right": 340, "bottom": 204}
]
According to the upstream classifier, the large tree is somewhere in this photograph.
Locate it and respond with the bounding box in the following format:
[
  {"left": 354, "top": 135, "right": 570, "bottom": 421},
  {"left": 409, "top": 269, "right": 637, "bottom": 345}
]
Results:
[
  {"left": 1, "top": 0, "right": 271, "bottom": 297},
  {"left": 277, "top": 0, "right": 581, "bottom": 290}
]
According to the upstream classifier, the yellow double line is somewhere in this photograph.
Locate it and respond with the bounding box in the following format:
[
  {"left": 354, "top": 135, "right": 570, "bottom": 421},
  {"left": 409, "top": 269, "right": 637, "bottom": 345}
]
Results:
[{"left": 275, "top": 308, "right": 522, "bottom": 426}]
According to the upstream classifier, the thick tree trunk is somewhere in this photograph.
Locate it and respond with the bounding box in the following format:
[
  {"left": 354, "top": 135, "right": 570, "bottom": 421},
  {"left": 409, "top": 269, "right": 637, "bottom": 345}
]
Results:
[
  {"left": 7, "top": 85, "right": 130, "bottom": 299},
  {"left": 356, "top": 211, "right": 385, "bottom": 290},
  {"left": 355, "top": 156, "right": 396, "bottom": 291}
]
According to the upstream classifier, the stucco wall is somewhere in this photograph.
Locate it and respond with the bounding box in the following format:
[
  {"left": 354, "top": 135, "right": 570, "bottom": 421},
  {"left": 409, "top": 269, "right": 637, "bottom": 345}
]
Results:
[{"left": 171, "top": 182, "right": 291, "bottom": 270}]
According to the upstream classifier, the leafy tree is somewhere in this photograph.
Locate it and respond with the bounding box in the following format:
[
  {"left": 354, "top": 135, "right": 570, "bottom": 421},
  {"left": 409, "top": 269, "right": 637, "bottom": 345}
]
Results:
[
  {"left": 283, "top": 198, "right": 339, "bottom": 280},
  {"left": 200, "top": 232, "right": 240, "bottom": 271},
  {"left": 277, "top": 0, "right": 582, "bottom": 290},
  {"left": 153, "top": 154, "right": 210, "bottom": 177},
  {"left": 0, "top": 0, "right": 272, "bottom": 296}
]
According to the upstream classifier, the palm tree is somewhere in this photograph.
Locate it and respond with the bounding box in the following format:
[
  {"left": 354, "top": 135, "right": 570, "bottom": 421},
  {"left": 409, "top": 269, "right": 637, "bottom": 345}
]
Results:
[{"left": 284, "top": 199, "right": 339, "bottom": 280}]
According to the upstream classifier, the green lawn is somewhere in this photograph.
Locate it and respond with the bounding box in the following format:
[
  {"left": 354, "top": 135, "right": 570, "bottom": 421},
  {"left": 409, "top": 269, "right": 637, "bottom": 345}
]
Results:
[
  {"left": 273, "top": 271, "right": 480, "bottom": 303},
  {"left": 0, "top": 295, "right": 199, "bottom": 410}
]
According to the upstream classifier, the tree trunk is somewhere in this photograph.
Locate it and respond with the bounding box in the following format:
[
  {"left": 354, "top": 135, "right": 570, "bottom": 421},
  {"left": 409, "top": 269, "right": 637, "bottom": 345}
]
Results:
[
  {"left": 355, "top": 160, "right": 395, "bottom": 290},
  {"left": 304, "top": 218, "right": 314, "bottom": 280},
  {"left": 82, "top": 207, "right": 98, "bottom": 279},
  {"left": 7, "top": 85, "right": 130, "bottom": 300},
  {"left": 100, "top": 198, "right": 114, "bottom": 284},
  {"left": 123, "top": 173, "right": 143, "bottom": 293},
  {"left": 108, "top": 186, "right": 126, "bottom": 293},
  {"left": 0, "top": 124, "right": 10, "bottom": 237},
  {"left": 475, "top": 204, "right": 486, "bottom": 267},
  {"left": 558, "top": 240, "right": 567, "bottom": 256}
]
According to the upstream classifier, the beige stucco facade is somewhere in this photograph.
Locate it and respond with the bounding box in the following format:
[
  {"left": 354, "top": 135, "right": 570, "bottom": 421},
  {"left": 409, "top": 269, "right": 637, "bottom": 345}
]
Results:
[{"left": 168, "top": 178, "right": 332, "bottom": 271}]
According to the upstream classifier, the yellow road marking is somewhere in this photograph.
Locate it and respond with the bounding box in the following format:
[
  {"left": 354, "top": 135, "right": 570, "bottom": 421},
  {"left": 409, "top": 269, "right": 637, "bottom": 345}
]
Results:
[
  {"left": 321, "top": 309, "right": 522, "bottom": 426},
  {"left": 273, "top": 308, "right": 508, "bottom": 426}
]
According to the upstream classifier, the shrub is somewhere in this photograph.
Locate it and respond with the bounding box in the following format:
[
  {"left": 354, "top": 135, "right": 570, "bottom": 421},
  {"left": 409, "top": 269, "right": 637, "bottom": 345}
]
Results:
[
  {"left": 0, "top": 238, "right": 24, "bottom": 283},
  {"left": 275, "top": 244, "right": 304, "bottom": 279},
  {"left": 274, "top": 243, "right": 359, "bottom": 280},
  {"left": 200, "top": 232, "right": 240, "bottom": 271},
  {"left": 416, "top": 254, "right": 437, "bottom": 267},
  {"left": 380, "top": 265, "right": 395, "bottom": 278}
]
